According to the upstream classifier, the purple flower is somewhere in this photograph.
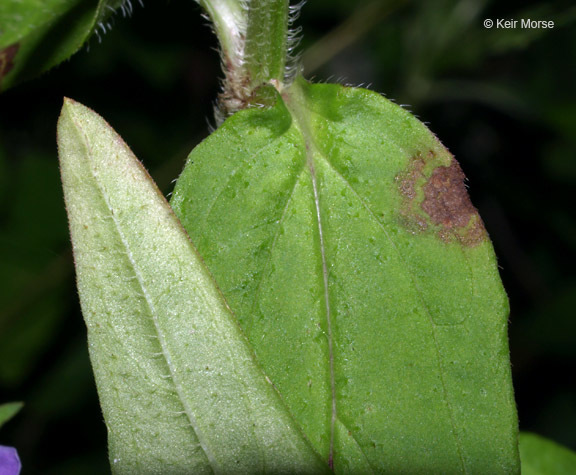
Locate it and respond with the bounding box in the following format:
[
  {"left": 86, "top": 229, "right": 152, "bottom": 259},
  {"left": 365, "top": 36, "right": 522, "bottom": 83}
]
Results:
[{"left": 0, "top": 445, "right": 21, "bottom": 475}]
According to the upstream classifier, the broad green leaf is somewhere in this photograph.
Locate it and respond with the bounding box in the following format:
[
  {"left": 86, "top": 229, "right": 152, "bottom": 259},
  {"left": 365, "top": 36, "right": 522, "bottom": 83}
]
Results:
[
  {"left": 520, "top": 432, "right": 576, "bottom": 475},
  {"left": 0, "top": 402, "right": 23, "bottom": 429},
  {"left": 57, "top": 98, "right": 327, "bottom": 473},
  {"left": 0, "top": 0, "right": 124, "bottom": 92},
  {"left": 171, "top": 78, "right": 520, "bottom": 473}
]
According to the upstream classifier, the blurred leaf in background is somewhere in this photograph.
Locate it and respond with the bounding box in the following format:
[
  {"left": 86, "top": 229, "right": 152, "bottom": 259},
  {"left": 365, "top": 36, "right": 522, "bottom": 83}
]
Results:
[
  {"left": 0, "top": 0, "right": 127, "bottom": 91},
  {"left": 0, "top": 0, "right": 575, "bottom": 471},
  {"left": 0, "top": 402, "right": 22, "bottom": 429},
  {"left": 520, "top": 432, "right": 576, "bottom": 474}
]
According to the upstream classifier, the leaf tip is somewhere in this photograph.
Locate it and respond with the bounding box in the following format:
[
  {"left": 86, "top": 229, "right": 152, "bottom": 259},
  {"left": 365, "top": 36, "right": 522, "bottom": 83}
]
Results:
[
  {"left": 60, "top": 97, "right": 81, "bottom": 116},
  {"left": 59, "top": 97, "right": 76, "bottom": 124},
  {"left": 58, "top": 98, "right": 91, "bottom": 146}
]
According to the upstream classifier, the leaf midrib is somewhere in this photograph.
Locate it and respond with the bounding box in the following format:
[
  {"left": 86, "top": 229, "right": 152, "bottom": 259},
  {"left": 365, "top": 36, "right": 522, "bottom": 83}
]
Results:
[
  {"left": 307, "top": 146, "right": 337, "bottom": 470},
  {"left": 285, "top": 85, "right": 338, "bottom": 470},
  {"left": 284, "top": 82, "right": 468, "bottom": 473},
  {"left": 316, "top": 147, "right": 468, "bottom": 473}
]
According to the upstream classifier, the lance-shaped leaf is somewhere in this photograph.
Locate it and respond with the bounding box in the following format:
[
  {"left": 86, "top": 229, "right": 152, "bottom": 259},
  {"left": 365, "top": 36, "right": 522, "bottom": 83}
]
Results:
[
  {"left": 57, "top": 98, "right": 327, "bottom": 474},
  {"left": 0, "top": 0, "right": 125, "bottom": 92},
  {"left": 171, "top": 79, "right": 520, "bottom": 473}
]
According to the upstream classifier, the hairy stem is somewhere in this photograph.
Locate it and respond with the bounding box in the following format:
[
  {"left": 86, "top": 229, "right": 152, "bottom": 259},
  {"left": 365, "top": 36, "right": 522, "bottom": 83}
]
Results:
[{"left": 197, "top": 0, "right": 291, "bottom": 120}]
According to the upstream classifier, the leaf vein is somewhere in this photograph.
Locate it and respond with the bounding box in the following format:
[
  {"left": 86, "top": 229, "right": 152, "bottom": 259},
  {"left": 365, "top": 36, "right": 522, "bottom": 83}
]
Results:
[
  {"left": 249, "top": 166, "right": 306, "bottom": 314},
  {"left": 302, "top": 144, "right": 337, "bottom": 469},
  {"left": 203, "top": 138, "right": 291, "bottom": 224},
  {"left": 336, "top": 418, "right": 377, "bottom": 474}
]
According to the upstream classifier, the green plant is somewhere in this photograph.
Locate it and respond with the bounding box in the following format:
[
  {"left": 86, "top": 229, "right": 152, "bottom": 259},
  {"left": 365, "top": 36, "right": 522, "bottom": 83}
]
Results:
[{"left": 2, "top": 0, "right": 576, "bottom": 473}]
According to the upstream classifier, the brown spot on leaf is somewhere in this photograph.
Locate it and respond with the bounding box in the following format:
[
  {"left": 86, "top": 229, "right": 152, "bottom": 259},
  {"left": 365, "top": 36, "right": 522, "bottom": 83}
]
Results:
[
  {"left": 398, "top": 156, "right": 425, "bottom": 200},
  {"left": 0, "top": 43, "right": 19, "bottom": 89},
  {"left": 397, "top": 150, "right": 487, "bottom": 247},
  {"left": 423, "top": 160, "right": 475, "bottom": 228}
]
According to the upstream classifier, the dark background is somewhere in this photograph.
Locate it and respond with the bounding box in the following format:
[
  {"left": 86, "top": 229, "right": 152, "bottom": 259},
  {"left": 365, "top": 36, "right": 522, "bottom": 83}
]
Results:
[{"left": 1, "top": 0, "right": 575, "bottom": 472}]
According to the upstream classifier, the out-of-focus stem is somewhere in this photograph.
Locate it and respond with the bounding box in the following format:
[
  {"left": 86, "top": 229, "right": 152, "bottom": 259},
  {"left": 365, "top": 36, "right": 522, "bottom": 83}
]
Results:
[{"left": 302, "top": 0, "right": 406, "bottom": 74}]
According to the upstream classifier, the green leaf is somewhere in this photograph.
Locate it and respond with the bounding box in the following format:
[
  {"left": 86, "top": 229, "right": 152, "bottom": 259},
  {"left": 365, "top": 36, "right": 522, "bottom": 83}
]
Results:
[
  {"left": 0, "top": 0, "right": 124, "bottom": 92},
  {"left": 171, "top": 78, "right": 520, "bottom": 473},
  {"left": 57, "top": 98, "right": 327, "bottom": 473},
  {"left": 0, "top": 402, "right": 23, "bottom": 429},
  {"left": 520, "top": 432, "right": 576, "bottom": 475}
]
